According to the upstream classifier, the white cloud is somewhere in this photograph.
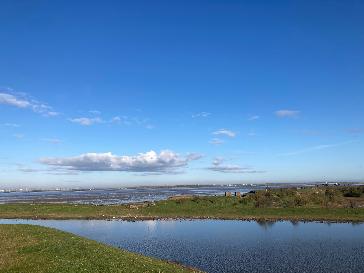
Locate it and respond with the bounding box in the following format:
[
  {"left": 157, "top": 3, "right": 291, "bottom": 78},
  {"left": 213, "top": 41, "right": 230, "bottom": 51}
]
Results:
[
  {"left": 69, "top": 117, "right": 103, "bottom": 126},
  {"left": 192, "top": 112, "right": 211, "bottom": 118},
  {"left": 209, "top": 138, "right": 224, "bottom": 145},
  {"left": 208, "top": 158, "right": 260, "bottom": 173},
  {"left": 213, "top": 129, "right": 236, "bottom": 138},
  {"left": 0, "top": 93, "right": 30, "bottom": 108},
  {"left": 248, "top": 115, "right": 260, "bottom": 121},
  {"left": 40, "top": 150, "right": 202, "bottom": 173},
  {"left": 0, "top": 91, "right": 58, "bottom": 117},
  {"left": 275, "top": 109, "right": 300, "bottom": 118}
]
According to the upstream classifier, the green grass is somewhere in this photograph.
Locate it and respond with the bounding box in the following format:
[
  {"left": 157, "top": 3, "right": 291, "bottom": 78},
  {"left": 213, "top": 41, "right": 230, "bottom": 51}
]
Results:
[
  {"left": 0, "top": 224, "right": 201, "bottom": 273},
  {"left": 0, "top": 186, "right": 364, "bottom": 221},
  {"left": 1, "top": 187, "right": 362, "bottom": 273},
  {"left": 137, "top": 195, "right": 364, "bottom": 221}
]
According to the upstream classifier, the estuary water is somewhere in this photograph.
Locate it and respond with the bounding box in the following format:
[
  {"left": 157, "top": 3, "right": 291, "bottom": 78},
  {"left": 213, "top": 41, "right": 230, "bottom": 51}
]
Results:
[
  {"left": 0, "top": 184, "right": 269, "bottom": 204},
  {"left": 1, "top": 219, "right": 363, "bottom": 273}
]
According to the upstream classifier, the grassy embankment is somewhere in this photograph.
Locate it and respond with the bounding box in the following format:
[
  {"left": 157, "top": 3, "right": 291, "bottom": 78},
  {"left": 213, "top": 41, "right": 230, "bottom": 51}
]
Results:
[
  {"left": 0, "top": 224, "right": 201, "bottom": 273},
  {"left": 1, "top": 186, "right": 364, "bottom": 222}
]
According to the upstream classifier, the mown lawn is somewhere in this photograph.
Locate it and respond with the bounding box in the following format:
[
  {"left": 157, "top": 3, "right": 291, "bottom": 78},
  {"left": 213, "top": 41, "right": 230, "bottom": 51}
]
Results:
[{"left": 0, "top": 224, "right": 201, "bottom": 273}]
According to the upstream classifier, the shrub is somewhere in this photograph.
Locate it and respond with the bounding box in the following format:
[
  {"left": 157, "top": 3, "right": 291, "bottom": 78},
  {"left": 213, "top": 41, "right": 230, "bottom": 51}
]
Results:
[
  {"left": 253, "top": 190, "right": 273, "bottom": 208},
  {"left": 281, "top": 199, "right": 295, "bottom": 208},
  {"left": 344, "top": 191, "right": 361, "bottom": 198},
  {"left": 294, "top": 195, "right": 306, "bottom": 207}
]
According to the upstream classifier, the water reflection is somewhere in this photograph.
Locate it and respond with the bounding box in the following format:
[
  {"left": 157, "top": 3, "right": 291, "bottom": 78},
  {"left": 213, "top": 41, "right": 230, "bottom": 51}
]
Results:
[
  {"left": 256, "top": 220, "right": 276, "bottom": 230},
  {"left": 289, "top": 220, "right": 299, "bottom": 226},
  {"left": 0, "top": 219, "right": 363, "bottom": 273}
]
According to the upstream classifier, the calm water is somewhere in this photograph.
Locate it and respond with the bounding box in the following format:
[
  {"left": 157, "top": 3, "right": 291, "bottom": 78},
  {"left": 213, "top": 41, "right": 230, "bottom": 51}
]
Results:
[{"left": 1, "top": 219, "right": 363, "bottom": 273}]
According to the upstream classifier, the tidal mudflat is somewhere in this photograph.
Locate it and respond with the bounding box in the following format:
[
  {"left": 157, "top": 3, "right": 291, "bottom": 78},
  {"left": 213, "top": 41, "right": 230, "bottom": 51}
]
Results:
[
  {"left": 0, "top": 185, "right": 265, "bottom": 205},
  {"left": 1, "top": 219, "right": 363, "bottom": 273}
]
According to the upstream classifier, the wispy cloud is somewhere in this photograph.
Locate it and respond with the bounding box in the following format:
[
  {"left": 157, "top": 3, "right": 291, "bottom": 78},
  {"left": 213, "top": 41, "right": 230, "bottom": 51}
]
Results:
[
  {"left": 248, "top": 115, "right": 260, "bottom": 121},
  {"left": 18, "top": 167, "right": 40, "bottom": 173},
  {"left": 145, "top": 124, "right": 155, "bottom": 130},
  {"left": 192, "top": 112, "right": 211, "bottom": 118},
  {"left": 42, "top": 138, "right": 62, "bottom": 144},
  {"left": 209, "top": 138, "right": 224, "bottom": 145},
  {"left": 89, "top": 110, "right": 101, "bottom": 115},
  {"left": 277, "top": 141, "right": 354, "bottom": 156},
  {"left": 213, "top": 129, "right": 236, "bottom": 138},
  {"left": 111, "top": 115, "right": 154, "bottom": 129},
  {"left": 275, "top": 109, "right": 300, "bottom": 118},
  {"left": 115, "top": 116, "right": 133, "bottom": 125},
  {"left": 247, "top": 130, "right": 257, "bottom": 137},
  {"left": 2, "top": 123, "right": 20, "bottom": 128},
  {"left": 347, "top": 128, "right": 364, "bottom": 135},
  {"left": 0, "top": 90, "right": 59, "bottom": 117},
  {"left": 69, "top": 117, "right": 103, "bottom": 126},
  {"left": 69, "top": 115, "right": 154, "bottom": 129},
  {"left": 186, "top": 153, "right": 203, "bottom": 161},
  {"left": 16, "top": 164, "right": 77, "bottom": 175},
  {"left": 13, "top": 133, "right": 24, "bottom": 139},
  {"left": 0, "top": 92, "right": 30, "bottom": 108},
  {"left": 111, "top": 116, "right": 122, "bottom": 124},
  {"left": 207, "top": 158, "right": 262, "bottom": 173},
  {"left": 40, "top": 150, "right": 202, "bottom": 174},
  {"left": 46, "top": 111, "right": 59, "bottom": 117}
]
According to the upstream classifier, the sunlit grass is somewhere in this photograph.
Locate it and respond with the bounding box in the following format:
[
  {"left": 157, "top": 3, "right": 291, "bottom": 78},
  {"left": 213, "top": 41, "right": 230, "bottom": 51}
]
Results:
[{"left": 0, "top": 224, "right": 201, "bottom": 273}]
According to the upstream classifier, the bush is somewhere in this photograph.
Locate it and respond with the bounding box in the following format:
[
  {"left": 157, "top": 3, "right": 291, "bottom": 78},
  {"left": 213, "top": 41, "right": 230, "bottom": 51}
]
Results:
[
  {"left": 253, "top": 190, "right": 274, "bottom": 208},
  {"left": 344, "top": 191, "right": 361, "bottom": 198},
  {"left": 281, "top": 199, "right": 295, "bottom": 208},
  {"left": 294, "top": 195, "right": 307, "bottom": 207}
]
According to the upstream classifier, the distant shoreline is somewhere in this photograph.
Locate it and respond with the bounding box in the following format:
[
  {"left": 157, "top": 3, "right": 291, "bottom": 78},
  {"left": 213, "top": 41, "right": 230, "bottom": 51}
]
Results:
[
  {"left": 2, "top": 182, "right": 364, "bottom": 206},
  {"left": 2, "top": 214, "right": 364, "bottom": 223},
  {"left": 1, "top": 185, "right": 364, "bottom": 222},
  {"left": 2, "top": 182, "right": 364, "bottom": 193}
]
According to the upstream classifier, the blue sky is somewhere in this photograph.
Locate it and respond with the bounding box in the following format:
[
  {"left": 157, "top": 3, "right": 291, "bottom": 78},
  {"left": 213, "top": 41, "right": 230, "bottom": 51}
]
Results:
[{"left": 0, "top": 0, "right": 363, "bottom": 188}]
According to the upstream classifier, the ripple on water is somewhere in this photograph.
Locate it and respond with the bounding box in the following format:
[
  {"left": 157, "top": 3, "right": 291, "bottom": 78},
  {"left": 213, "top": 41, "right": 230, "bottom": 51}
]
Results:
[{"left": 0, "top": 219, "right": 363, "bottom": 273}]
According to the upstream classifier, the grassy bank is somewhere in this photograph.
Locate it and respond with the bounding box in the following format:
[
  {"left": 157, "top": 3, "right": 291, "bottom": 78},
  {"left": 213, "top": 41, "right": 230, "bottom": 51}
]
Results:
[
  {"left": 0, "top": 186, "right": 364, "bottom": 222},
  {"left": 0, "top": 224, "right": 200, "bottom": 273}
]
